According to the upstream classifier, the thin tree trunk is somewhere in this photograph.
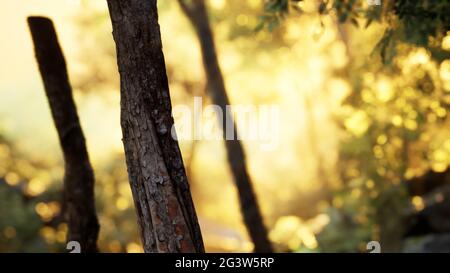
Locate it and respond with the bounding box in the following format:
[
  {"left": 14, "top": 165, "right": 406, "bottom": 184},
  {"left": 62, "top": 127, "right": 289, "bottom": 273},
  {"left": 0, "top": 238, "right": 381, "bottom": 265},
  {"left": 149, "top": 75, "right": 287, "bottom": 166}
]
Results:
[
  {"left": 106, "top": 0, "right": 204, "bottom": 253},
  {"left": 407, "top": 168, "right": 450, "bottom": 196},
  {"left": 177, "top": 0, "right": 272, "bottom": 252},
  {"left": 27, "top": 17, "right": 99, "bottom": 252}
]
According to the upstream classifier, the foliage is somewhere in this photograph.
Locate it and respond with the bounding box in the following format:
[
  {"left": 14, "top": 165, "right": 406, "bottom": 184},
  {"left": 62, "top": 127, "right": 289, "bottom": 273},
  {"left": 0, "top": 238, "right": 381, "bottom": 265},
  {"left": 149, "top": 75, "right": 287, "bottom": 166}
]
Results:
[
  {"left": 0, "top": 135, "right": 65, "bottom": 252},
  {"left": 318, "top": 36, "right": 450, "bottom": 252},
  {"left": 258, "top": 0, "right": 450, "bottom": 62},
  {"left": 0, "top": 132, "right": 140, "bottom": 252},
  {"left": 255, "top": 0, "right": 450, "bottom": 252}
]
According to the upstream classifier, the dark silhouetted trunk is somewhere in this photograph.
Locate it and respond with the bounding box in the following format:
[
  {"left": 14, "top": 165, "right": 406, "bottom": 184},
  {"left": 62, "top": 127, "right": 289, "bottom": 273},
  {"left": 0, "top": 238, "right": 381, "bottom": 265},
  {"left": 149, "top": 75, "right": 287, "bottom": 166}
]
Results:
[
  {"left": 106, "top": 0, "right": 204, "bottom": 253},
  {"left": 28, "top": 17, "right": 99, "bottom": 253},
  {"left": 407, "top": 168, "right": 450, "bottom": 196},
  {"left": 177, "top": 0, "right": 272, "bottom": 252}
]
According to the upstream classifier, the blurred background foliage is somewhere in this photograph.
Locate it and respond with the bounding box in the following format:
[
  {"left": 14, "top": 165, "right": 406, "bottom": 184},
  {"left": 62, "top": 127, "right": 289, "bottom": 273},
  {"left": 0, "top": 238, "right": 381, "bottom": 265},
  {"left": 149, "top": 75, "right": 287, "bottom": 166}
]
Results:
[{"left": 0, "top": 0, "right": 449, "bottom": 252}]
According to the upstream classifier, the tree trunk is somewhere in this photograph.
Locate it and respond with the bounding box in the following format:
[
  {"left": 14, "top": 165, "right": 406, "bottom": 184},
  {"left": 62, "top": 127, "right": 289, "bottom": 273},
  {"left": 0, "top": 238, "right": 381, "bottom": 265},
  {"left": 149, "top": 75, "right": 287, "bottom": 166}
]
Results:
[
  {"left": 407, "top": 168, "right": 450, "bottom": 196},
  {"left": 27, "top": 17, "right": 99, "bottom": 253},
  {"left": 106, "top": 0, "right": 204, "bottom": 253},
  {"left": 177, "top": 0, "right": 273, "bottom": 252}
]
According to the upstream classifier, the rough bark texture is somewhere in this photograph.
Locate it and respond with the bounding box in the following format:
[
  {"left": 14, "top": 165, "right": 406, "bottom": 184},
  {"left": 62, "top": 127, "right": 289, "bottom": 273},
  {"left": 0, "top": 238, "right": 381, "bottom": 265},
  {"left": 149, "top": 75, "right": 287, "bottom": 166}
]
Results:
[
  {"left": 27, "top": 17, "right": 99, "bottom": 252},
  {"left": 177, "top": 0, "right": 273, "bottom": 252},
  {"left": 106, "top": 0, "right": 204, "bottom": 253}
]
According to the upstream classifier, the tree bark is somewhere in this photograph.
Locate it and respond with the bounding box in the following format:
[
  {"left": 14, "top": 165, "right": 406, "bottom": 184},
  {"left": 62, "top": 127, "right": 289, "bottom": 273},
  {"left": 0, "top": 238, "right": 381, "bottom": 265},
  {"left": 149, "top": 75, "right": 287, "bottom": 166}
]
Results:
[
  {"left": 177, "top": 0, "right": 273, "bottom": 252},
  {"left": 106, "top": 0, "right": 204, "bottom": 253},
  {"left": 27, "top": 17, "right": 99, "bottom": 252}
]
